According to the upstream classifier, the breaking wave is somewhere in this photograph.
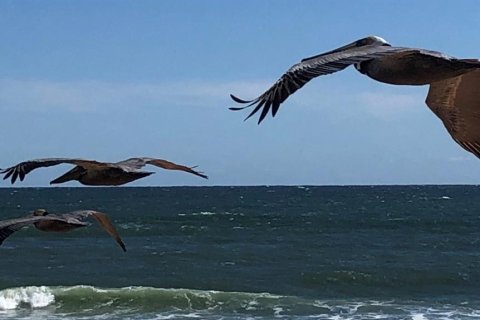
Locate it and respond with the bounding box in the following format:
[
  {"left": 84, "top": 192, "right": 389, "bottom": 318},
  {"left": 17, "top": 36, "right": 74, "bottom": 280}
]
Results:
[
  {"left": 0, "top": 286, "right": 54, "bottom": 310},
  {"left": 1, "top": 286, "right": 480, "bottom": 319}
]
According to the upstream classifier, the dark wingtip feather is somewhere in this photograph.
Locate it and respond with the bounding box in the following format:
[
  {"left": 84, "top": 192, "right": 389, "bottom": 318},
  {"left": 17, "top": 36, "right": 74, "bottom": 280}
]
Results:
[
  {"left": 245, "top": 107, "right": 261, "bottom": 122},
  {"left": 229, "top": 106, "right": 249, "bottom": 111},
  {"left": 257, "top": 101, "right": 271, "bottom": 124},
  {"left": 230, "top": 94, "right": 253, "bottom": 104},
  {"left": 229, "top": 94, "right": 259, "bottom": 112},
  {"left": 272, "top": 102, "right": 281, "bottom": 117},
  {"left": 196, "top": 171, "right": 209, "bottom": 179},
  {"left": 190, "top": 166, "right": 208, "bottom": 179},
  {"left": 12, "top": 171, "right": 19, "bottom": 184},
  {"left": 3, "top": 168, "right": 13, "bottom": 180},
  {"left": 244, "top": 99, "right": 266, "bottom": 123}
]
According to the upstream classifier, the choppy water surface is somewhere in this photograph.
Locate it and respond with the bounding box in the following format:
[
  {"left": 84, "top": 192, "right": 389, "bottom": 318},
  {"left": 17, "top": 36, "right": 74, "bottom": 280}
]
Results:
[{"left": 1, "top": 186, "right": 480, "bottom": 319}]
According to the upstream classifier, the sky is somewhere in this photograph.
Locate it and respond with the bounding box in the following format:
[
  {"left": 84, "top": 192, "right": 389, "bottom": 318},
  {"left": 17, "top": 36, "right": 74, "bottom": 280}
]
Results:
[{"left": 1, "top": 0, "right": 480, "bottom": 186}]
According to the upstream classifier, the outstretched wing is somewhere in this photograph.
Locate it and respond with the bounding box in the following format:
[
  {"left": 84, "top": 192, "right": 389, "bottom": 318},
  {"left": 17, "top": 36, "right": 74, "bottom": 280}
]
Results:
[
  {"left": 0, "top": 216, "right": 43, "bottom": 245},
  {"left": 67, "top": 210, "right": 127, "bottom": 252},
  {"left": 0, "top": 158, "right": 108, "bottom": 184},
  {"left": 117, "top": 157, "right": 208, "bottom": 179},
  {"left": 426, "top": 69, "right": 480, "bottom": 158},
  {"left": 229, "top": 44, "right": 407, "bottom": 124}
]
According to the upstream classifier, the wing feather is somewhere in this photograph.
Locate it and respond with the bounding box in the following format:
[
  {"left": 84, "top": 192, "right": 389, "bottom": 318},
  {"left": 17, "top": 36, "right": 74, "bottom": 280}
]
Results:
[
  {"left": 0, "top": 158, "right": 109, "bottom": 184},
  {"left": 116, "top": 157, "right": 208, "bottom": 179},
  {"left": 425, "top": 70, "right": 480, "bottom": 158},
  {"left": 146, "top": 158, "right": 208, "bottom": 179},
  {"left": 229, "top": 44, "right": 408, "bottom": 124},
  {"left": 67, "top": 210, "right": 126, "bottom": 252},
  {"left": 0, "top": 216, "right": 44, "bottom": 245}
]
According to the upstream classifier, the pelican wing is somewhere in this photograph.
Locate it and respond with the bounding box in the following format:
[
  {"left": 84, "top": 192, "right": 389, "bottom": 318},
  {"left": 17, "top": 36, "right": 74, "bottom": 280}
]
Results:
[
  {"left": 0, "top": 216, "right": 63, "bottom": 245},
  {"left": 426, "top": 70, "right": 480, "bottom": 158},
  {"left": 0, "top": 217, "right": 39, "bottom": 245},
  {"left": 0, "top": 158, "right": 108, "bottom": 184},
  {"left": 229, "top": 44, "right": 408, "bottom": 124},
  {"left": 117, "top": 157, "right": 208, "bottom": 179},
  {"left": 66, "top": 210, "right": 126, "bottom": 252}
]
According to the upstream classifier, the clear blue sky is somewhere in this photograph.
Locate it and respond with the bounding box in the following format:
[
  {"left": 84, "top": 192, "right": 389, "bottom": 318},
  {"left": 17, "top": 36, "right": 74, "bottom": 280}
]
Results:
[{"left": 1, "top": 0, "right": 479, "bottom": 186}]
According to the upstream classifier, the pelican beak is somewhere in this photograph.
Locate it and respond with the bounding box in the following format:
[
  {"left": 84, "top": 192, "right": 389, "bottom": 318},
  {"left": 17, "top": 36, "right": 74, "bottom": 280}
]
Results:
[
  {"left": 322, "top": 40, "right": 362, "bottom": 55},
  {"left": 301, "top": 39, "right": 364, "bottom": 62}
]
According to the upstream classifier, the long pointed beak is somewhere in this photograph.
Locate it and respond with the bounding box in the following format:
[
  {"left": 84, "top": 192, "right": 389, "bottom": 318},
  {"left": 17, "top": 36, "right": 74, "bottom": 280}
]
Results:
[
  {"left": 323, "top": 40, "right": 361, "bottom": 55},
  {"left": 301, "top": 40, "right": 360, "bottom": 62}
]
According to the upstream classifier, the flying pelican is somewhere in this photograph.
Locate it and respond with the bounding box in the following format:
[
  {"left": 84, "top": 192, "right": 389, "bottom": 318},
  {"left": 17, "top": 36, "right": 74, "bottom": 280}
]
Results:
[
  {"left": 0, "top": 209, "right": 126, "bottom": 251},
  {"left": 0, "top": 157, "right": 208, "bottom": 185},
  {"left": 229, "top": 36, "right": 480, "bottom": 158}
]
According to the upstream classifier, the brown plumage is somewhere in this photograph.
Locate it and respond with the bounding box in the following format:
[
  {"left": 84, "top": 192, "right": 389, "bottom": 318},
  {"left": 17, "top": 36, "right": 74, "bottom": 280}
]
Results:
[
  {"left": 426, "top": 70, "right": 480, "bottom": 158},
  {"left": 0, "top": 209, "right": 126, "bottom": 252},
  {"left": 0, "top": 157, "right": 208, "bottom": 185},
  {"left": 229, "top": 36, "right": 480, "bottom": 160}
]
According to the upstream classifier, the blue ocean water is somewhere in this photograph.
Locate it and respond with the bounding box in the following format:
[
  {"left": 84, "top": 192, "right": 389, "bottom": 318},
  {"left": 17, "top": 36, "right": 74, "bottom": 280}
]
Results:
[{"left": 1, "top": 185, "right": 480, "bottom": 319}]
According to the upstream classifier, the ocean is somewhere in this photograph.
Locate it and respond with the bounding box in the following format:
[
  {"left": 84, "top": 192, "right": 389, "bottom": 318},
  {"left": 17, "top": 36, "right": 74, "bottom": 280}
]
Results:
[{"left": 1, "top": 185, "right": 480, "bottom": 319}]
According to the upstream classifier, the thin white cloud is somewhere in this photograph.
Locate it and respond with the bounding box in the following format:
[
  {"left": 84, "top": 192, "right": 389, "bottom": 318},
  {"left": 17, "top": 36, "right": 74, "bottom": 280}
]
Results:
[
  {"left": 448, "top": 156, "right": 473, "bottom": 162},
  {"left": 0, "top": 78, "right": 428, "bottom": 121},
  {"left": 356, "top": 91, "right": 425, "bottom": 119},
  {"left": 0, "top": 78, "right": 271, "bottom": 113}
]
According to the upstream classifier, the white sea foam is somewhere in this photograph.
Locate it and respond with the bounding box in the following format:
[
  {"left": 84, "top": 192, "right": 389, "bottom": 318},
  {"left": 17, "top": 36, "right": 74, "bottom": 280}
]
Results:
[
  {"left": 296, "top": 186, "right": 310, "bottom": 191},
  {"left": 196, "top": 211, "right": 216, "bottom": 215},
  {"left": 180, "top": 211, "right": 244, "bottom": 216},
  {"left": 154, "top": 312, "right": 202, "bottom": 319},
  {"left": 411, "top": 313, "right": 427, "bottom": 320},
  {"left": 0, "top": 286, "right": 55, "bottom": 310},
  {"left": 120, "top": 222, "right": 151, "bottom": 230},
  {"left": 154, "top": 315, "right": 176, "bottom": 320},
  {"left": 2, "top": 286, "right": 479, "bottom": 319},
  {"left": 179, "top": 211, "right": 216, "bottom": 216}
]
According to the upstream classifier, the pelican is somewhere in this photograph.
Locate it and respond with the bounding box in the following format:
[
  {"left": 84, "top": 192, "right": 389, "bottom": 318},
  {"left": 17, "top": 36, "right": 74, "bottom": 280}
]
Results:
[
  {"left": 1, "top": 157, "right": 208, "bottom": 185},
  {"left": 0, "top": 209, "right": 126, "bottom": 251},
  {"left": 230, "top": 36, "right": 480, "bottom": 158}
]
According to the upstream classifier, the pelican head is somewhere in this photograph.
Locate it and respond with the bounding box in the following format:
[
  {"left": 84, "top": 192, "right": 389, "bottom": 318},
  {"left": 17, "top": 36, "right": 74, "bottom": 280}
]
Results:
[
  {"left": 357, "top": 35, "right": 390, "bottom": 47},
  {"left": 33, "top": 209, "right": 48, "bottom": 216},
  {"left": 316, "top": 35, "right": 391, "bottom": 59},
  {"left": 352, "top": 36, "right": 391, "bottom": 73}
]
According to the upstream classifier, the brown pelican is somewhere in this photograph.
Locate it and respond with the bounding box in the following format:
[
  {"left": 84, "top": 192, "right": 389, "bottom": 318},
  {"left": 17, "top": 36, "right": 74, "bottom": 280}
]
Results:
[
  {"left": 1, "top": 157, "right": 208, "bottom": 185},
  {"left": 230, "top": 36, "right": 480, "bottom": 158},
  {"left": 0, "top": 209, "right": 126, "bottom": 251}
]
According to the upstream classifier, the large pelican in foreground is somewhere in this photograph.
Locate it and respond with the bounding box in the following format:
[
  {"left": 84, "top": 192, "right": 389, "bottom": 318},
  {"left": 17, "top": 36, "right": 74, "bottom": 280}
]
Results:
[
  {"left": 230, "top": 36, "right": 480, "bottom": 158},
  {"left": 0, "top": 209, "right": 126, "bottom": 251},
  {"left": 1, "top": 157, "right": 208, "bottom": 185}
]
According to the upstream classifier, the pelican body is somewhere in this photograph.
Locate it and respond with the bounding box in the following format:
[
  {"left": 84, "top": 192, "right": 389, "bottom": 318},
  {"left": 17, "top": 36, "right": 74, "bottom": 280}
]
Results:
[
  {"left": 1, "top": 157, "right": 208, "bottom": 186},
  {"left": 33, "top": 217, "right": 86, "bottom": 232},
  {"left": 358, "top": 51, "right": 480, "bottom": 85},
  {"left": 229, "top": 36, "right": 480, "bottom": 160},
  {"left": 0, "top": 209, "right": 126, "bottom": 251},
  {"left": 51, "top": 165, "right": 153, "bottom": 186}
]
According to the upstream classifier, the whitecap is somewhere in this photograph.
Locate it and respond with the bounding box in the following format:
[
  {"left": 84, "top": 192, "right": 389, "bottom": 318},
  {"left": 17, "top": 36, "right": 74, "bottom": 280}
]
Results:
[
  {"left": 194, "top": 211, "right": 216, "bottom": 216},
  {"left": 411, "top": 313, "right": 427, "bottom": 320},
  {"left": 0, "top": 286, "right": 55, "bottom": 310}
]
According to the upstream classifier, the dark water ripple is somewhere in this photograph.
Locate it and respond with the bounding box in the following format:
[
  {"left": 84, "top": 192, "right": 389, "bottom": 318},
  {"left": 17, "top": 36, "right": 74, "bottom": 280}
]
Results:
[{"left": 1, "top": 186, "right": 480, "bottom": 318}]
